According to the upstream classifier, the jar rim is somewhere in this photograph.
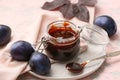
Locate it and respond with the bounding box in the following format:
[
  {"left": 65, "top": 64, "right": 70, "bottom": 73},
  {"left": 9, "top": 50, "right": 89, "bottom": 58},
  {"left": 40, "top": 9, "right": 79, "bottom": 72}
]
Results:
[{"left": 46, "top": 20, "right": 80, "bottom": 45}]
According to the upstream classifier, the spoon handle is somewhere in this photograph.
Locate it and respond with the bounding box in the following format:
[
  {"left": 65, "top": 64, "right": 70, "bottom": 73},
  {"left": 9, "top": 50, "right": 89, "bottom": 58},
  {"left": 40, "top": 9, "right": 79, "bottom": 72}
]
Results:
[
  {"left": 106, "top": 51, "right": 120, "bottom": 57},
  {"left": 87, "top": 51, "right": 120, "bottom": 63}
]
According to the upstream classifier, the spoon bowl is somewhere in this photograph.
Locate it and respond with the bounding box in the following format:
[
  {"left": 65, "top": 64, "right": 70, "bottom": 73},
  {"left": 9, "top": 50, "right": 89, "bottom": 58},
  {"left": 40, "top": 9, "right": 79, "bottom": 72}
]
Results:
[{"left": 66, "top": 62, "right": 87, "bottom": 73}]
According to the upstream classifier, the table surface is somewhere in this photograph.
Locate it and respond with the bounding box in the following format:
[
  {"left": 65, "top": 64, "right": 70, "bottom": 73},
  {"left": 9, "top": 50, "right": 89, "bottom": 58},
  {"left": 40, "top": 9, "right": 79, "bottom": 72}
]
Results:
[{"left": 1, "top": 0, "right": 120, "bottom": 80}]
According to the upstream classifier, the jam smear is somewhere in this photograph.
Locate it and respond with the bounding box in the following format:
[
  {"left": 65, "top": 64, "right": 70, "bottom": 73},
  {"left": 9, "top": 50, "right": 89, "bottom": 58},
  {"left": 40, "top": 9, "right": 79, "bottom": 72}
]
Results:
[
  {"left": 49, "top": 27, "right": 75, "bottom": 39},
  {"left": 49, "top": 22, "right": 76, "bottom": 39}
]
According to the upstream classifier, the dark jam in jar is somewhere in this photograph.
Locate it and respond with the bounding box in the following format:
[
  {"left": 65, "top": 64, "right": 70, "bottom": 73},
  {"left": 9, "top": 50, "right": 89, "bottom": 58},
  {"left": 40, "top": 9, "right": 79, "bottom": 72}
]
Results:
[{"left": 45, "top": 21, "right": 80, "bottom": 61}]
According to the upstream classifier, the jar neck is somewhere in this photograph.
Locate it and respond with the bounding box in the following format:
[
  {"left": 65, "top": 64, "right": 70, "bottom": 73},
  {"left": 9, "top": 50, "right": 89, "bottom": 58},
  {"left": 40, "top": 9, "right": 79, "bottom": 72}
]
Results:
[
  {"left": 46, "top": 20, "right": 80, "bottom": 45},
  {"left": 48, "top": 32, "right": 80, "bottom": 46}
]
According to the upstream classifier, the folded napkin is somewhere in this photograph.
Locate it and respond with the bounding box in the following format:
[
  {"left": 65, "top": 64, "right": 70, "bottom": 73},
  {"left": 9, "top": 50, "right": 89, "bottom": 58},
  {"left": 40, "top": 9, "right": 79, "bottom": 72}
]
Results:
[{"left": 0, "top": 0, "right": 95, "bottom": 80}]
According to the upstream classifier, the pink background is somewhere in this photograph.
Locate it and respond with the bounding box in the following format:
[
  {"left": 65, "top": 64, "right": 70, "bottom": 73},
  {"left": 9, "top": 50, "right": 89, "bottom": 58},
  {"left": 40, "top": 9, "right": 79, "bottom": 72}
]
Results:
[{"left": 0, "top": 0, "right": 120, "bottom": 80}]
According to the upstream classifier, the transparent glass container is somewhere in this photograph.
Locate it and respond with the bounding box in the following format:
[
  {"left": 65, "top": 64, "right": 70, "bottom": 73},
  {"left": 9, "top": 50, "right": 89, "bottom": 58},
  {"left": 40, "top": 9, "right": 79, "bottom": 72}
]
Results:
[
  {"left": 44, "top": 20, "right": 80, "bottom": 61},
  {"left": 43, "top": 21, "right": 109, "bottom": 62}
]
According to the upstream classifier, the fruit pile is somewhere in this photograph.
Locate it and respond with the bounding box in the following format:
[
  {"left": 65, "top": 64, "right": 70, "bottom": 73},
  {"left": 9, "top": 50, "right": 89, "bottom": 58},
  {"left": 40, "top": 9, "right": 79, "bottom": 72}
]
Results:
[
  {"left": 0, "top": 24, "right": 51, "bottom": 75},
  {"left": 0, "top": 15, "right": 117, "bottom": 75},
  {"left": 10, "top": 39, "right": 51, "bottom": 75}
]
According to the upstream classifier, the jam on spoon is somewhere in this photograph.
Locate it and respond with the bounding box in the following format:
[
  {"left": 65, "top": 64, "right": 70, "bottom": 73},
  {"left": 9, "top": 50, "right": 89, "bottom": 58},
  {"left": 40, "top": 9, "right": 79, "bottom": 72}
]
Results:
[{"left": 66, "top": 51, "right": 120, "bottom": 73}]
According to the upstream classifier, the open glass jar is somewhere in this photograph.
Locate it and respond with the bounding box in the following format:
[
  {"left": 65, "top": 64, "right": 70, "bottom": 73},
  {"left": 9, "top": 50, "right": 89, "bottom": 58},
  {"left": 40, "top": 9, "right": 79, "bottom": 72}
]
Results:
[
  {"left": 43, "top": 21, "right": 80, "bottom": 61},
  {"left": 41, "top": 20, "right": 109, "bottom": 62}
]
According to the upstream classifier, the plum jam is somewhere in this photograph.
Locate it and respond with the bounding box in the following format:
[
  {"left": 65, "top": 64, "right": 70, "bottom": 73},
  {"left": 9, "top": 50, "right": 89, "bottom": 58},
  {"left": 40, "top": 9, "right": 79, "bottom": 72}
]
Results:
[{"left": 44, "top": 21, "right": 80, "bottom": 61}]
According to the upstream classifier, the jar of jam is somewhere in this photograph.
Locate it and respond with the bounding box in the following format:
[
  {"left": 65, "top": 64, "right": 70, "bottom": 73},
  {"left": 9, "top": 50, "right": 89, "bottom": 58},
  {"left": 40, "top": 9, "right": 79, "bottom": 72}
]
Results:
[{"left": 43, "top": 21, "right": 80, "bottom": 61}]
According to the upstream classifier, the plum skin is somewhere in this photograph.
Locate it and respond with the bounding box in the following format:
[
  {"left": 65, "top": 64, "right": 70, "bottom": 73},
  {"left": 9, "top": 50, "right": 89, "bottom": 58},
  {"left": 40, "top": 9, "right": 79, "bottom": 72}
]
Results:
[
  {"left": 94, "top": 15, "right": 117, "bottom": 37},
  {"left": 29, "top": 51, "right": 51, "bottom": 75},
  {"left": 10, "top": 40, "right": 35, "bottom": 61},
  {"left": 0, "top": 24, "right": 11, "bottom": 46}
]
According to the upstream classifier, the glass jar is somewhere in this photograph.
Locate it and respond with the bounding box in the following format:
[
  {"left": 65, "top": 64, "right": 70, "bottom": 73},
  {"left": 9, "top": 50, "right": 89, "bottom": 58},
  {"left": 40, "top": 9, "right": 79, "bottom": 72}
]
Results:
[{"left": 43, "top": 21, "right": 80, "bottom": 61}]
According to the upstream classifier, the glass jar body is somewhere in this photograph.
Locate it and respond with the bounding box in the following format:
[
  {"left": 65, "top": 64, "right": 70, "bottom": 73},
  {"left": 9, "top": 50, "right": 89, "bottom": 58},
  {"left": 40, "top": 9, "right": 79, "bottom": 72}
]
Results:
[{"left": 44, "top": 21, "right": 80, "bottom": 61}]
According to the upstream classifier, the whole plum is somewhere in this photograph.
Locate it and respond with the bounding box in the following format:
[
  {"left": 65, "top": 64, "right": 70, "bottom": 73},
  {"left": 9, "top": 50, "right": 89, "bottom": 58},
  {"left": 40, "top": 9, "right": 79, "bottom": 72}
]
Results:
[
  {"left": 0, "top": 24, "right": 11, "bottom": 46},
  {"left": 94, "top": 15, "right": 117, "bottom": 37},
  {"left": 29, "top": 51, "right": 51, "bottom": 75},
  {"left": 10, "top": 40, "right": 35, "bottom": 61}
]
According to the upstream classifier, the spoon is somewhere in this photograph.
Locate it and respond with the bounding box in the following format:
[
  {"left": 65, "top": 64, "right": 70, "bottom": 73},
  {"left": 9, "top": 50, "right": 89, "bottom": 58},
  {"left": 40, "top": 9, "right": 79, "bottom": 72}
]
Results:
[{"left": 66, "top": 51, "right": 120, "bottom": 73}]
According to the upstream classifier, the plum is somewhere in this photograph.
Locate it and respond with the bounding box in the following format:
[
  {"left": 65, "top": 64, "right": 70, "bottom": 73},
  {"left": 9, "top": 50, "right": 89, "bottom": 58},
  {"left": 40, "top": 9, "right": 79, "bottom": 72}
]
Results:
[
  {"left": 29, "top": 51, "right": 51, "bottom": 75},
  {"left": 94, "top": 15, "right": 117, "bottom": 37},
  {"left": 10, "top": 40, "right": 35, "bottom": 61},
  {"left": 0, "top": 24, "right": 11, "bottom": 46}
]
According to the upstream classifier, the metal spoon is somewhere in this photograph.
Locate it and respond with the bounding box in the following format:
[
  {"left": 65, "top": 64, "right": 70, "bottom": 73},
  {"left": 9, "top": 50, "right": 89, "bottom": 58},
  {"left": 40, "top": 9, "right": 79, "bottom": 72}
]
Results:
[{"left": 66, "top": 51, "right": 120, "bottom": 73}]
